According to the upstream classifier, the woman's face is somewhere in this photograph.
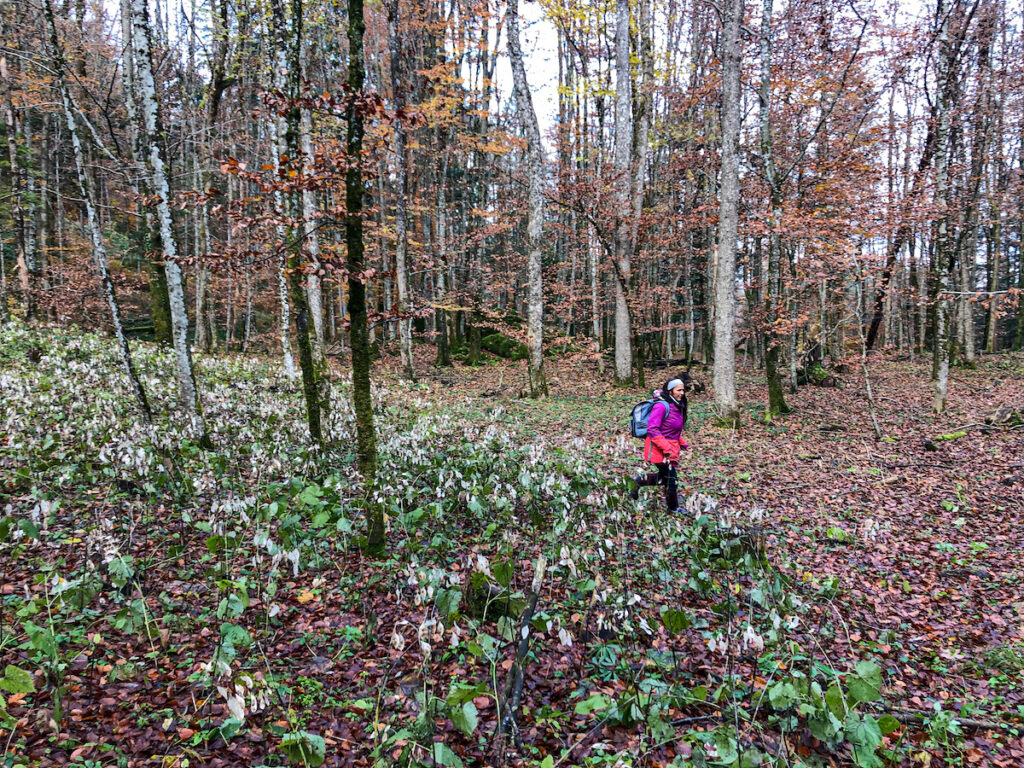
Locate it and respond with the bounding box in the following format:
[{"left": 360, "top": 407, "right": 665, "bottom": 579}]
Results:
[{"left": 670, "top": 384, "right": 685, "bottom": 400}]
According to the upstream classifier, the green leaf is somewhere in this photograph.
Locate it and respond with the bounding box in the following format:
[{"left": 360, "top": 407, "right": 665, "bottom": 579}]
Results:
[
  {"left": 18, "top": 518, "right": 40, "bottom": 540},
  {"left": 0, "top": 665, "right": 35, "bottom": 694},
  {"left": 846, "top": 712, "right": 883, "bottom": 752},
  {"left": 660, "top": 608, "right": 692, "bottom": 635},
  {"left": 220, "top": 622, "right": 253, "bottom": 651},
  {"left": 430, "top": 742, "right": 463, "bottom": 768},
  {"left": 541, "top": 757, "right": 554, "bottom": 768},
  {"left": 574, "top": 693, "right": 611, "bottom": 715},
  {"left": 768, "top": 681, "right": 799, "bottom": 711},
  {"left": 848, "top": 677, "right": 881, "bottom": 704},
  {"left": 809, "top": 711, "right": 844, "bottom": 743},
  {"left": 878, "top": 714, "right": 900, "bottom": 735},
  {"left": 280, "top": 730, "right": 326, "bottom": 767},
  {"left": 108, "top": 555, "right": 135, "bottom": 588},
  {"left": 712, "top": 728, "right": 739, "bottom": 765},
  {"left": 219, "top": 717, "right": 243, "bottom": 740},
  {"left": 299, "top": 484, "right": 323, "bottom": 506},
  {"left": 23, "top": 621, "right": 57, "bottom": 659},
  {"left": 435, "top": 588, "right": 462, "bottom": 618},
  {"left": 854, "top": 661, "right": 883, "bottom": 690},
  {"left": 493, "top": 560, "right": 513, "bottom": 588},
  {"left": 825, "top": 684, "right": 847, "bottom": 719},
  {"left": 449, "top": 700, "right": 478, "bottom": 737},
  {"left": 496, "top": 615, "right": 515, "bottom": 642},
  {"left": 446, "top": 683, "right": 486, "bottom": 707},
  {"left": 852, "top": 744, "right": 884, "bottom": 768}
]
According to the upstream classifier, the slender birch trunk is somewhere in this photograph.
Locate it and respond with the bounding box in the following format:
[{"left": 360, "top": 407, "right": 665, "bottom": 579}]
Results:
[
  {"left": 985, "top": 202, "right": 1001, "bottom": 353},
  {"left": 507, "top": 0, "right": 548, "bottom": 396},
  {"left": 119, "top": 0, "right": 171, "bottom": 345},
  {"left": 0, "top": 24, "right": 33, "bottom": 321},
  {"left": 270, "top": 0, "right": 327, "bottom": 444},
  {"left": 300, "top": 107, "right": 326, "bottom": 362},
  {"left": 130, "top": 0, "right": 208, "bottom": 439},
  {"left": 268, "top": 0, "right": 297, "bottom": 379},
  {"left": 45, "top": 0, "right": 151, "bottom": 421}
]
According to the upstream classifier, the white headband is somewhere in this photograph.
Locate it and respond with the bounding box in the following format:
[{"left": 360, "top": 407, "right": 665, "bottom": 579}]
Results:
[{"left": 666, "top": 378, "right": 684, "bottom": 391}]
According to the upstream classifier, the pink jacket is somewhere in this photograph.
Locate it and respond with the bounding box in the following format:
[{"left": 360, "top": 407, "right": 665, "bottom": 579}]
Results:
[{"left": 643, "top": 394, "right": 689, "bottom": 464}]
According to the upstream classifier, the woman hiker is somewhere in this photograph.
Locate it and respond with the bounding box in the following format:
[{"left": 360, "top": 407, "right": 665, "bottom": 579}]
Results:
[{"left": 630, "top": 377, "right": 689, "bottom": 513}]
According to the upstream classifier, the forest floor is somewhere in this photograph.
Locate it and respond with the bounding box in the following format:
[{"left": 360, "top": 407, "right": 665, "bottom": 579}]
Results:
[{"left": 1, "top": 325, "right": 1022, "bottom": 768}]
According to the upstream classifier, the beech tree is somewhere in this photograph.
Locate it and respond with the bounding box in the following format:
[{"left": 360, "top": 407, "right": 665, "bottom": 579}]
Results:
[
  {"left": 713, "top": 0, "right": 743, "bottom": 428},
  {"left": 507, "top": 0, "right": 548, "bottom": 397},
  {"left": 345, "top": 0, "right": 382, "bottom": 552}
]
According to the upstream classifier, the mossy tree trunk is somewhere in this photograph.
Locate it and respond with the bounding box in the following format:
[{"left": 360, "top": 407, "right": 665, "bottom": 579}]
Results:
[
  {"left": 346, "top": 0, "right": 382, "bottom": 552},
  {"left": 758, "top": 0, "right": 789, "bottom": 417}
]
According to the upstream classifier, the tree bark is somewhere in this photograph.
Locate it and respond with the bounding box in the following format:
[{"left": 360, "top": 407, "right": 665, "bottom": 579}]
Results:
[
  {"left": 268, "top": 0, "right": 297, "bottom": 379},
  {"left": 612, "top": 0, "right": 633, "bottom": 385},
  {"left": 130, "top": 0, "right": 208, "bottom": 439},
  {"left": 507, "top": 0, "right": 548, "bottom": 397},
  {"left": 272, "top": 0, "right": 327, "bottom": 445},
  {"left": 119, "top": 0, "right": 171, "bottom": 345},
  {"left": 957, "top": 3, "right": 995, "bottom": 367},
  {"left": 932, "top": 0, "right": 954, "bottom": 414},
  {"left": 387, "top": 0, "right": 415, "bottom": 380},
  {"left": 758, "top": 0, "right": 789, "bottom": 417},
  {"left": 713, "top": 0, "right": 742, "bottom": 427},
  {"left": 0, "top": 23, "right": 33, "bottom": 321},
  {"left": 45, "top": 0, "right": 151, "bottom": 422},
  {"left": 345, "top": 0, "right": 382, "bottom": 551}
]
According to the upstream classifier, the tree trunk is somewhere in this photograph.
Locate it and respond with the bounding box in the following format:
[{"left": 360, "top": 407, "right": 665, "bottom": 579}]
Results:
[
  {"left": 433, "top": 144, "right": 452, "bottom": 368},
  {"left": 713, "top": 0, "right": 742, "bottom": 427},
  {"left": 612, "top": 0, "right": 633, "bottom": 385},
  {"left": 0, "top": 26, "right": 33, "bottom": 321},
  {"left": 272, "top": 0, "right": 327, "bottom": 445},
  {"left": 1015, "top": 124, "right": 1024, "bottom": 351},
  {"left": 758, "top": 0, "right": 789, "bottom": 417},
  {"left": 45, "top": 0, "right": 151, "bottom": 422},
  {"left": 932, "top": 0, "right": 954, "bottom": 414},
  {"left": 345, "top": 0, "right": 381, "bottom": 551},
  {"left": 300, "top": 109, "right": 327, "bottom": 365},
  {"left": 507, "top": 0, "right": 548, "bottom": 397},
  {"left": 130, "top": 0, "right": 208, "bottom": 439},
  {"left": 984, "top": 207, "right": 1000, "bottom": 352},
  {"left": 387, "top": 0, "right": 415, "bottom": 380},
  {"left": 957, "top": 4, "right": 995, "bottom": 368},
  {"left": 118, "top": 0, "right": 171, "bottom": 345}
]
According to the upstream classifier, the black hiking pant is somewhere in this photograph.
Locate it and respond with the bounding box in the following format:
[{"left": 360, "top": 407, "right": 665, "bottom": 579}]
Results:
[{"left": 637, "top": 462, "right": 678, "bottom": 511}]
